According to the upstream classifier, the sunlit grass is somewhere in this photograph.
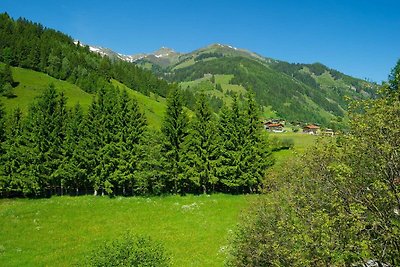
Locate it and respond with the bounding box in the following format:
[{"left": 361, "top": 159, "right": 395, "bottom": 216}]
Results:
[
  {"left": 1, "top": 66, "right": 93, "bottom": 114},
  {"left": 0, "top": 194, "right": 254, "bottom": 267}
]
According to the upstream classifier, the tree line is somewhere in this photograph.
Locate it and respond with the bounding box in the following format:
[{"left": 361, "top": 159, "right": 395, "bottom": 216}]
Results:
[{"left": 0, "top": 84, "right": 273, "bottom": 197}]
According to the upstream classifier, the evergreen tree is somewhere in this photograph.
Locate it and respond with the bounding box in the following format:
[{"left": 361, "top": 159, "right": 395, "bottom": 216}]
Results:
[
  {"left": 115, "top": 90, "right": 147, "bottom": 195},
  {"left": 240, "top": 93, "right": 273, "bottom": 192},
  {"left": 85, "top": 88, "right": 107, "bottom": 195},
  {"left": 0, "top": 64, "right": 14, "bottom": 96},
  {"left": 181, "top": 94, "right": 219, "bottom": 193},
  {"left": 135, "top": 130, "right": 167, "bottom": 195},
  {"left": 0, "top": 108, "right": 37, "bottom": 196},
  {"left": 0, "top": 100, "right": 5, "bottom": 144},
  {"left": 161, "top": 86, "right": 189, "bottom": 193},
  {"left": 216, "top": 94, "right": 273, "bottom": 193},
  {"left": 57, "top": 103, "right": 88, "bottom": 195},
  {"left": 25, "top": 84, "right": 68, "bottom": 195},
  {"left": 216, "top": 95, "right": 245, "bottom": 192}
]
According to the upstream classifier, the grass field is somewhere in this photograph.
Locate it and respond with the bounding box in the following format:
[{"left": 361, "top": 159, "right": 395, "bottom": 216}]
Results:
[
  {"left": 0, "top": 66, "right": 168, "bottom": 129},
  {"left": 0, "top": 194, "right": 255, "bottom": 267},
  {"left": 0, "top": 66, "right": 93, "bottom": 114},
  {"left": 269, "top": 132, "right": 319, "bottom": 167},
  {"left": 111, "top": 80, "right": 167, "bottom": 129}
]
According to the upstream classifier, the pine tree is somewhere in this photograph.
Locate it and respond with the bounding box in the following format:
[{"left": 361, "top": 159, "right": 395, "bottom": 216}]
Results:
[
  {"left": 113, "top": 89, "right": 147, "bottom": 195},
  {"left": 135, "top": 130, "right": 167, "bottom": 195},
  {"left": 216, "top": 94, "right": 273, "bottom": 192},
  {"left": 85, "top": 88, "right": 107, "bottom": 195},
  {"left": 216, "top": 95, "right": 245, "bottom": 192},
  {"left": 0, "top": 100, "right": 5, "bottom": 144},
  {"left": 181, "top": 94, "right": 219, "bottom": 193},
  {"left": 240, "top": 93, "right": 273, "bottom": 192},
  {"left": 161, "top": 86, "right": 189, "bottom": 193},
  {"left": 25, "top": 84, "right": 68, "bottom": 195},
  {"left": 57, "top": 103, "right": 88, "bottom": 195},
  {"left": 0, "top": 108, "right": 38, "bottom": 196}
]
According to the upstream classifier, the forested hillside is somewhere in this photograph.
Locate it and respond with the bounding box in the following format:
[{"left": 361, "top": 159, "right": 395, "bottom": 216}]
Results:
[
  {"left": 0, "top": 13, "right": 171, "bottom": 98},
  {"left": 134, "top": 43, "right": 377, "bottom": 127}
]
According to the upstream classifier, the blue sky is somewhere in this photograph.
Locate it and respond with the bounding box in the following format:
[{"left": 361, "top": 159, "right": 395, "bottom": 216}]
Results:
[{"left": 1, "top": 0, "right": 399, "bottom": 82}]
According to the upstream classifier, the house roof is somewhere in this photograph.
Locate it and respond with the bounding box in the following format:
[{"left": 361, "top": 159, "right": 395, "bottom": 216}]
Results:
[
  {"left": 304, "top": 125, "right": 320, "bottom": 129},
  {"left": 267, "top": 123, "right": 284, "bottom": 127}
]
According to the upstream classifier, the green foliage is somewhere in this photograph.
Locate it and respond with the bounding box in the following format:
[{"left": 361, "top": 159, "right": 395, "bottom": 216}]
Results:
[
  {"left": 85, "top": 233, "right": 170, "bottom": 267},
  {"left": 228, "top": 67, "right": 400, "bottom": 266},
  {"left": 0, "top": 64, "right": 15, "bottom": 97},
  {"left": 389, "top": 58, "right": 400, "bottom": 93},
  {"left": 181, "top": 94, "right": 219, "bottom": 193},
  {"left": 0, "top": 100, "right": 4, "bottom": 142},
  {"left": 0, "top": 194, "right": 253, "bottom": 266},
  {"left": 161, "top": 86, "right": 189, "bottom": 193},
  {"left": 217, "top": 94, "right": 273, "bottom": 193}
]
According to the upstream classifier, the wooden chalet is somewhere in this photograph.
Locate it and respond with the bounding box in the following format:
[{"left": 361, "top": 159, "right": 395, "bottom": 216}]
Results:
[
  {"left": 303, "top": 124, "right": 320, "bottom": 135},
  {"left": 264, "top": 122, "right": 284, "bottom": 133}
]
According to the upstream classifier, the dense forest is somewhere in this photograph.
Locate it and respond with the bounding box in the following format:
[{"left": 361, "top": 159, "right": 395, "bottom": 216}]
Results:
[
  {"left": 0, "top": 80, "right": 273, "bottom": 196},
  {"left": 227, "top": 60, "right": 400, "bottom": 266}
]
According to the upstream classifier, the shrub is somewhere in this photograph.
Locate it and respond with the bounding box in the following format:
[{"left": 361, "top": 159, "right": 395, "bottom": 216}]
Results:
[
  {"left": 280, "top": 138, "right": 294, "bottom": 149},
  {"left": 86, "top": 233, "right": 170, "bottom": 267}
]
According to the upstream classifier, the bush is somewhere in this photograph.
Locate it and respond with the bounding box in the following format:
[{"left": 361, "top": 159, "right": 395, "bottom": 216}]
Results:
[
  {"left": 280, "top": 138, "right": 294, "bottom": 149},
  {"left": 86, "top": 233, "right": 170, "bottom": 267},
  {"left": 270, "top": 137, "right": 294, "bottom": 151}
]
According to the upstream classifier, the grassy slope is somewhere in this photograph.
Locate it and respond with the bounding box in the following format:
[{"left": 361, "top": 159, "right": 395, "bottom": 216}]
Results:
[
  {"left": 111, "top": 80, "right": 167, "bottom": 129},
  {"left": 180, "top": 74, "right": 248, "bottom": 106},
  {"left": 0, "top": 66, "right": 93, "bottom": 114},
  {"left": 0, "top": 194, "right": 254, "bottom": 267},
  {"left": 0, "top": 66, "right": 168, "bottom": 130}
]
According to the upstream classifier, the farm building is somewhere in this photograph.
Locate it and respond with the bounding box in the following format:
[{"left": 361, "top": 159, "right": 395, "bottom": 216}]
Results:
[
  {"left": 322, "top": 128, "right": 334, "bottom": 136},
  {"left": 264, "top": 123, "right": 284, "bottom": 133},
  {"left": 303, "top": 124, "right": 320, "bottom": 135}
]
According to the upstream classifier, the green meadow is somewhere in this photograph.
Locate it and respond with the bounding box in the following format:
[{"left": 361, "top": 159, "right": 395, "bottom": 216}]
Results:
[
  {"left": 0, "top": 194, "right": 256, "bottom": 267},
  {"left": 0, "top": 66, "right": 93, "bottom": 114},
  {"left": 0, "top": 66, "right": 169, "bottom": 129},
  {"left": 270, "top": 132, "right": 319, "bottom": 167},
  {"left": 0, "top": 132, "right": 318, "bottom": 266}
]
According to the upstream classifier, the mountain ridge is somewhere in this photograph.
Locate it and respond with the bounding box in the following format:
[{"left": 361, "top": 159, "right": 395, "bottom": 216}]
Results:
[{"left": 83, "top": 41, "right": 377, "bottom": 127}]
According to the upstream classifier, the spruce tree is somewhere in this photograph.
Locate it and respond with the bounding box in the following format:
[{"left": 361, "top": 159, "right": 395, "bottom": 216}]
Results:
[
  {"left": 113, "top": 89, "right": 147, "bottom": 195},
  {"left": 240, "top": 93, "right": 273, "bottom": 192},
  {"left": 216, "top": 95, "right": 245, "bottom": 192},
  {"left": 181, "top": 94, "right": 219, "bottom": 193},
  {"left": 25, "top": 84, "right": 68, "bottom": 195},
  {"left": 161, "top": 86, "right": 189, "bottom": 193},
  {"left": 0, "top": 108, "right": 38, "bottom": 196},
  {"left": 57, "top": 103, "right": 88, "bottom": 195},
  {"left": 0, "top": 100, "right": 5, "bottom": 144}
]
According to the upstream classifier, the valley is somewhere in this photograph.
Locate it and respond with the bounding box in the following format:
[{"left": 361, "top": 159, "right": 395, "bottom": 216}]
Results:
[{"left": 0, "top": 7, "right": 398, "bottom": 266}]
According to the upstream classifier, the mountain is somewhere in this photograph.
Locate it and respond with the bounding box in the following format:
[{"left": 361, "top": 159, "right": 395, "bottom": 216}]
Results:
[
  {"left": 82, "top": 42, "right": 182, "bottom": 68},
  {"left": 0, "top": 12, "right": 378, "bottom": 128},
  {"left": 80, "top": 41, "right": 377, "bottom": 127},
  {"left": 73, "top": 41, "right": 137, "bottom": 62},
  {"left": 128, "top": 43, "right": 378, "bottom": 127}
]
